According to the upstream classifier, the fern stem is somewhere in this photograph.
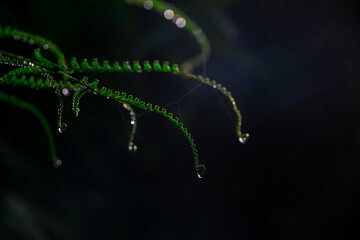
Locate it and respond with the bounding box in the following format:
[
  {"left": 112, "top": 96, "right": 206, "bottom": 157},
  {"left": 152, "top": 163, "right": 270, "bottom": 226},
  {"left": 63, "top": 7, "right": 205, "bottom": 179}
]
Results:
[
  {"left": 0, "top": 90, "right": 60, "bottom": 166},
  {"left": 122, "top": 103, "right": 138, "bottom": 152},
  {"left": 126, "top": 0, "right": 211, "bottom": 72},
  {"left": 0, "top": 25, "right": 68, "bottom": 69}
]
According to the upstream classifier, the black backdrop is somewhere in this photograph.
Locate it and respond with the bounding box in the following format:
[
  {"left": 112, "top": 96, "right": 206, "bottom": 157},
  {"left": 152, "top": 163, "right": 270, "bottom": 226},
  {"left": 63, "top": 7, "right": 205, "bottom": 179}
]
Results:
[{"left": 1, "top": 0, "right": 360, "bottom": 239}]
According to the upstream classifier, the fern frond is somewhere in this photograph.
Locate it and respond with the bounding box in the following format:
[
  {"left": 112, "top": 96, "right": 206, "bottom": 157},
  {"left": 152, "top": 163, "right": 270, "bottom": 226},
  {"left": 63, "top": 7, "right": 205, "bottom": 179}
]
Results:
[
  {"left": 34, "top": 48, "right": 58, "bottom": 68},
  {"left": 122, "top": 103, "right": 138, "bottom": 152},
  {"left": 68, "top": 59, "right": 248, "bottom": 141},
  {"left": 0, "top": 21, "right": 248, "bottom": 177},
  {"left": 0, "top": 74, "right": 78, "bottom": 90},
  {"left": 0, "top": 50, "right": 43, "bottom": 68},
  {"left": 0, "top": 66, "right": 51, "bottom": 83},
  {"left": 72, "top": 85, "right": 90, "bottom": 118},
  {"left": 56, "top": 91, "right": 66, "bottom": 133},
  {"left": 88, "top": 80, "right": 205, "bottom": 177},
  {"left": 126, "top": 0, "right": 211, "bottom": 72},
  {"left": 0, "top": 25, "right": 67, "bottom": 69}
]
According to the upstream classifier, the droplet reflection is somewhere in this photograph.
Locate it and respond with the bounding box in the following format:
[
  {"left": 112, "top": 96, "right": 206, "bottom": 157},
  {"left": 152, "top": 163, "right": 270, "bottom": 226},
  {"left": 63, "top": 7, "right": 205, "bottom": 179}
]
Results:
[
  {"left": 164, "top": 9, "right": 174, "bottom": 20},
  {"left": 176, "top": 17, "right": 186, "bottom": 28},
  {"left": 55, "top": 159, "right": 62, "bottom": 167},
  {"left": 62, "top": 88, "right": 70, "bottom": 96},
  {"left": 128, "top": 142, "right": 138, "bottom": 152},
  {"left": 58, "top": 123, "right": 67, "bottom": 133},
  {"left": 196, "top": 164, "right": 206, "bottom": 178},
  {"left": 239, "top": 133, "right": 249, "bottom": 144},
  {"left": 143, "top": 0, "right": 153, "bottom": 10}
]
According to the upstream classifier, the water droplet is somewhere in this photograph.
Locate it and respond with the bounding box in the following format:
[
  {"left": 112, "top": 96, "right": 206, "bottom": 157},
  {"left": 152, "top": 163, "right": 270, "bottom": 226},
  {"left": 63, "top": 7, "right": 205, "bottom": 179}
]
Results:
[
  {"left": 196, "top": 164, "right": 206, "bottom": 178},
  {"left": 128, "top": 142, "right": 138, "bottom": 152},
  {"left": 55, "top": 159, "right": 62, "bottom": 167},
  {"left": 143, "top": 0, "right": 153, "bottom": 10},
  {"left": 29, "top": 39, "right": 34, "bottom": 44},
  {"left": 43, "top": 44, "right": 49, "bottom": 50},
  {"left": 239, "top": 133, "right": 249, "bottom": 144},
  {"left": 164, "top": 9, "right": 174, "bottom": 20},
  {"left": 176, "top": 17, "right": 186, "bottom": 28},
  {"left": 130, "top": 120, "right": 135, "bottom": 125},
  {"left": 62, "top": 88, "right": 70, "bottom": 96},
  {"left": 58, "top": 123, "right": 67, "bottom": 133}
]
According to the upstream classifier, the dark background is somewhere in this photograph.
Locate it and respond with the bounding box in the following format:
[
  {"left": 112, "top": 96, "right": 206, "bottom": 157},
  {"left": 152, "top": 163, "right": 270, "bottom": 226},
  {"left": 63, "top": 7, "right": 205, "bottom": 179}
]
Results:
[{"left": 1, "top": 0, "right": 360, "bottom": 239}]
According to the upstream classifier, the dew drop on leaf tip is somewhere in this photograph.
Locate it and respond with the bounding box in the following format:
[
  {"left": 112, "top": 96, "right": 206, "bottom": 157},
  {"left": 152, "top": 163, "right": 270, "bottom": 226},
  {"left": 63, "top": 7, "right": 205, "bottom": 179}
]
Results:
[
  {"left": 239, "top": 133, "right": 249, "bottom": 144},
  {"left": 54, "top": 159, "right": 62, "bottom": 167},
  {"left": 196, "top": 164, "right": 206, "bottom": 178},
  {"left": 128, "top": 142, "right": 138, "bottom": 153}
]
